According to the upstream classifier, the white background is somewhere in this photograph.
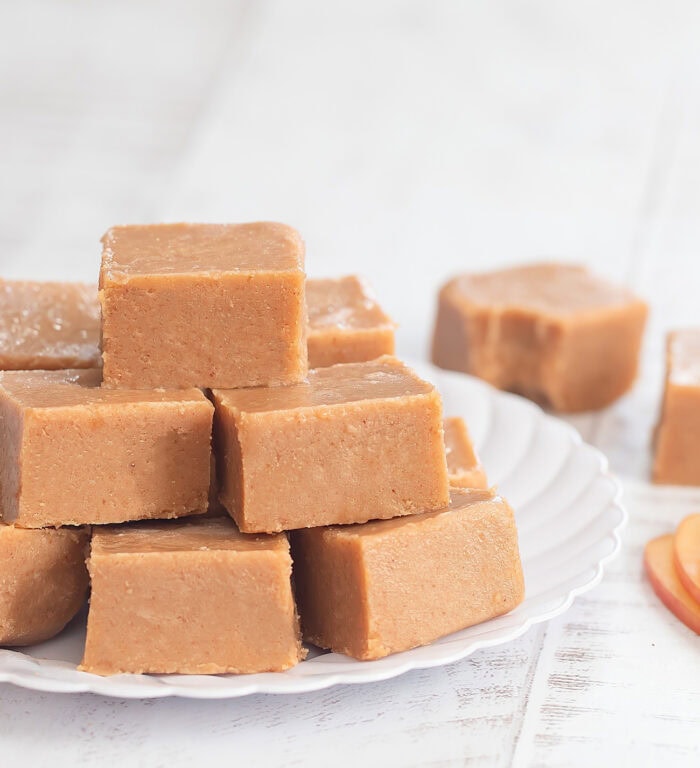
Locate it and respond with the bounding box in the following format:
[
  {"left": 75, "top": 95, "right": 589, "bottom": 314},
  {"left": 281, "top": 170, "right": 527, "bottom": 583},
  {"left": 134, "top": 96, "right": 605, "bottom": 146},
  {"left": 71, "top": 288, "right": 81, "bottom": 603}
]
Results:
[{"left": 1, "top": 2, "right": 699, "bottom": 766}]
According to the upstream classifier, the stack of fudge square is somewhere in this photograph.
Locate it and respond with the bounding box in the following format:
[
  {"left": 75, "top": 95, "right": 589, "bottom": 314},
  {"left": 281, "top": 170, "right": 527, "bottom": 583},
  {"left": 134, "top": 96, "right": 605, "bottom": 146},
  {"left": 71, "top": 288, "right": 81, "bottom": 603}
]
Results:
[{"left": 0, "top": 222, "right": 524, "bottom": 675}]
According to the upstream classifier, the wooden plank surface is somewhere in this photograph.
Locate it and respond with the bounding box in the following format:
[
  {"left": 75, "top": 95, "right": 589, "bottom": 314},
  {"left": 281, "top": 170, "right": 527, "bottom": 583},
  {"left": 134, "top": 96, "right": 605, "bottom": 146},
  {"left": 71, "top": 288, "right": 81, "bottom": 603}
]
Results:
[{"left": 1, "top": 2, "right": 699, "bottom": 766}]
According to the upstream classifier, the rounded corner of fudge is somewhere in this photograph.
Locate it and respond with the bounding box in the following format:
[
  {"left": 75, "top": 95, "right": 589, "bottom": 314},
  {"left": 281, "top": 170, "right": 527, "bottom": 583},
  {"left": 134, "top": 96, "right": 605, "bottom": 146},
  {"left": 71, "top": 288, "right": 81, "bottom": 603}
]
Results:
[{"left": 0, "top": 524, "right": 90, "bottom": 646}]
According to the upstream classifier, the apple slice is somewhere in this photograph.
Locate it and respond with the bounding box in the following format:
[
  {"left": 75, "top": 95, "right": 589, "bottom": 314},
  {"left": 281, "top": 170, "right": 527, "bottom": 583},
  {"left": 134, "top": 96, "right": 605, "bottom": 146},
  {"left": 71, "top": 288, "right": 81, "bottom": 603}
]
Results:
[
  {"left": 644, "top": 534, "right": 700, "bottom": 634},
  {"left": 673, "top": 514, "right": 700, "bottom": 605}
]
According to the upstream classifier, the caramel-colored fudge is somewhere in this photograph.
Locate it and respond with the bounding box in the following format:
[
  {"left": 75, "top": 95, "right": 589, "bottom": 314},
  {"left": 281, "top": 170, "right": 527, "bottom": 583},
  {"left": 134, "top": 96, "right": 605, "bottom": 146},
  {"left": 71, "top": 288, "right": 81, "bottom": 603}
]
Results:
[
  {"left": 213, "top": 356, "right": 449, "bottom": 533},
  {"left": 0, "top": 369, "right": 213, "bottom": 527},
  {"left": 80, "top": 517, "right": 305, "bottom": 675},
  {"left": 444, "top": 416, "right": 487, "bottom": 489},
  {"left": 292, "top": 488, "right": 524, "bottom": 660},
  {"left": 0, "top": 279, "right": 100, "bottom": 370},
  {"left": 0, "top": 524, "right": 89, "bottom": 646},
  {"left": 653, "top": 330, "right": 700, "bottom": 485},
  {"left": 306, "top": 276, "right": 395, "bottom": 367},
  {"left": 432, "top": 263, "right": 648, "bottom": 413},
  {"left": 99, "top": 222, "right": 308, "bottom": 389}
]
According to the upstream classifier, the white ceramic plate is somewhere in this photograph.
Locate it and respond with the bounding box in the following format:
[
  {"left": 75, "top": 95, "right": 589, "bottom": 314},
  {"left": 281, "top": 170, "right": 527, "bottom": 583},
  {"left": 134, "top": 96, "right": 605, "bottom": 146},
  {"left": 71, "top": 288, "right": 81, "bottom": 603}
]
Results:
[{"left": 0, "top": 361, "right": 626, "bottom": 699}]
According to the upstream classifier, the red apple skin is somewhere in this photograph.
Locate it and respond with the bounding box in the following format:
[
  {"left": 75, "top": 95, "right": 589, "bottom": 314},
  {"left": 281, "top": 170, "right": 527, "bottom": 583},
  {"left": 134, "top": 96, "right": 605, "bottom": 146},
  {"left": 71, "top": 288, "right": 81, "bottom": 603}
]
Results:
[
  {"left": 673, "top": 514, "right": 700, "bottom": 605},
  {"left": 644, "top": 534, "right": 700, "bottom": 635}
]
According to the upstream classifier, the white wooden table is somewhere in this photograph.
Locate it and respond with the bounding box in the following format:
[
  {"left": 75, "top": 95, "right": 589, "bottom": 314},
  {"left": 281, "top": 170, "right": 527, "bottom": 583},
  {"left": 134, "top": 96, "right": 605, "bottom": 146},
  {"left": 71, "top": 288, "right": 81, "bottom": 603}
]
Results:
[{"left": 0, "top": 2, "right": 698, "bottom": 765}]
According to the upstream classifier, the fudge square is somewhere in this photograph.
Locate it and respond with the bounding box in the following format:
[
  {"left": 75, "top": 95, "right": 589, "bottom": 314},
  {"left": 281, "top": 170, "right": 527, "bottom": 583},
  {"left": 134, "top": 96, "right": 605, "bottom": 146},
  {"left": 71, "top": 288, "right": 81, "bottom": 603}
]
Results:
[
  {"left": 291, "top": 488, "right": 524, "bottom": 660},
  {"left": 443, "top": 416, "right": 487, "bottom": 489},
  {"left": 0, "top": 369, "right": 213, "bottom": 527},
  {"left": 432, "top": 263, "right": 648, "bottom": 413},
  {"left": 654, "top": 329, "right": 700, "bottom": 485},
  {"left": 0, "top": 279, "right": 100, "bottom": 370},
  {"left": 80, "top": 517, "right": 305, "bottom": 675},
  {"left": 212, "top": 356, "right": 450, "bottom": 533},
  {"left": 99, "top": 222, "right": 308, "bottom": 389},
  {"left": 306, "top": 276, "right": 395, "bottom": 368},
  {"left": 0, "top": 523, "right": 89, "bottom": 646}
]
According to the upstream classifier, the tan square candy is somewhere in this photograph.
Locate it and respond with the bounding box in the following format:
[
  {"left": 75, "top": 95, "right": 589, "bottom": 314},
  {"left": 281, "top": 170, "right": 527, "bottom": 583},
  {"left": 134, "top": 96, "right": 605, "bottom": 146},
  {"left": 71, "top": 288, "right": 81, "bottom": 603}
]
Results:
[
  {"left": 80, "top": 517, "right": 304, "bottom": 675},
  {"left": 212, "top": 356, "right": 449, "bottom": 533},
  {"left": 443, "top": 416, "right": 487, "bottom": 489},
  {"left": 0, "top": 369, "right": 213, "bottom": 527},
  {"left": 654, "top": 330, "right": 700, "bottom": 485},
  {"left": 432, "top": 263, "right": 647, "bottom": 413},
  {"left": 0, "top": 279, "right": 100, "bottom": 370},
  {"left": 292, "top": 488, "right": 524, "bottom": 660},
  {"left": 0, "top": 523, "right": 90, "bottom": 646},
  {"left": 99, "top": 222, "right": 308, "bottom": 389},
  {"left": 306, "top": 276, "right": 395, "bottom": 367}
]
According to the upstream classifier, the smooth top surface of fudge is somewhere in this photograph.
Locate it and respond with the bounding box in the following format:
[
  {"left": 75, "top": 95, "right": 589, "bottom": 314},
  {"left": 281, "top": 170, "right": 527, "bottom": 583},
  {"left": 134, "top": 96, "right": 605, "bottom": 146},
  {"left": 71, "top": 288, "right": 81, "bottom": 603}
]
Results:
[
  {"left": 92, "top": 517, "right": 286, "bottom": 556},
  {"left": 0, "top": 280, "right": 100, "bottom": 369},
  {"left": 447, "top": 263, "right": 642, "bottom": 318},
  {"left": 667, "top": 329, "right": 700, "bottom": 387},
  {"left": 101, "top": 222, "right": 304, "bottom": 279},
  {"left": 307, "top": 276, "right": 395, "bottom": 332},
  {"left": 214, "top": 356, "right": 432, "bottom": 413},
  {"left": 0, "top": 368, "right": 208, "bottom": 409}
]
